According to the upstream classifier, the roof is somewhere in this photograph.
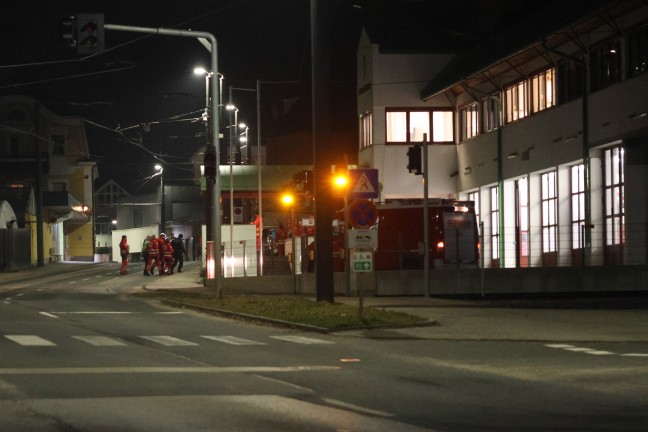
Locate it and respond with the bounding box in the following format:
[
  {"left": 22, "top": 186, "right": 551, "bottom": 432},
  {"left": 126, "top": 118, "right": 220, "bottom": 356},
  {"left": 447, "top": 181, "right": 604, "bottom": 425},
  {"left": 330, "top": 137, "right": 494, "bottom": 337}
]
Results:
[{"left": 420, "top": 0, "right": 627, "bottom": 100}]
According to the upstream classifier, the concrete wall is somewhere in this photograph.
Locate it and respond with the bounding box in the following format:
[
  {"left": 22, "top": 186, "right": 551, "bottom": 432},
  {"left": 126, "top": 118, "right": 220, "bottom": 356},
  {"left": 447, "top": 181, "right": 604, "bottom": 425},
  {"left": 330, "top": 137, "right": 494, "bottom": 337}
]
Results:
[{"left": 218, "top": 266, "right": 648, "bottom": 297}]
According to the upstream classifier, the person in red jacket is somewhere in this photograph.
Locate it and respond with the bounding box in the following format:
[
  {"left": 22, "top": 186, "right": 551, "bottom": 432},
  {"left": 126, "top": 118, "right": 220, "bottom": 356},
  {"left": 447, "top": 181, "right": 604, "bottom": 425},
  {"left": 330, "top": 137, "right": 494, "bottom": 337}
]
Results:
[
  {"left": 144, "top": 234, "right": 160, "bottom": 276},
  {"left": 119, "top": 235, "right": 130, "bottom": 275},
  {"left": 158, "top": 233, "right": 167, "bottom": 275},
  {"left": 163, "top": 238, "right": 174, "bottom": 275}
]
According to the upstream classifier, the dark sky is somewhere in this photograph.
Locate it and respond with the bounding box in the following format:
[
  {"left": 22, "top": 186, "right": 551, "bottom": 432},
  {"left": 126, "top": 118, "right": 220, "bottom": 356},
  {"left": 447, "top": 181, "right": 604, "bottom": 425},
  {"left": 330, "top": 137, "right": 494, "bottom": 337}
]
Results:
[{"left": 0, "top": 0, "right": 557, "bottom": 192}]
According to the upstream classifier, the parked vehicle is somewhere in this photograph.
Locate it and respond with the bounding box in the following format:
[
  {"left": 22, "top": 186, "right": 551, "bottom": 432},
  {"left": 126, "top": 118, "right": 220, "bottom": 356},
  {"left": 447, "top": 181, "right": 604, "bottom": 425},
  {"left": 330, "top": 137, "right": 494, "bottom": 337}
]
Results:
[{"left": 333, "top": 199, "right": 479, "bottom": 271}]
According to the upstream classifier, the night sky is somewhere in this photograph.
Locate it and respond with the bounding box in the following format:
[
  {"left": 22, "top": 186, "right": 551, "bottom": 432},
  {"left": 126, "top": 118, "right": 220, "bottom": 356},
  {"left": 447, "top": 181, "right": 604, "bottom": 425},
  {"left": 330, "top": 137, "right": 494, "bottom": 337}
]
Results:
[{"left": 0, "top": 0, "right": 558, "bottom": 192}]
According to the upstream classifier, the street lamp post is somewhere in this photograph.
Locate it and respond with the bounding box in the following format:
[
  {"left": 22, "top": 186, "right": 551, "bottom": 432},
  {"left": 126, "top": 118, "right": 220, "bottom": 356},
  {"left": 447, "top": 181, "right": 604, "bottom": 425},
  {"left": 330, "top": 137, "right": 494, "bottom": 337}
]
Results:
[
  {"left": 155, "top": 164, "right": 165, "bottom": 234},
  {"left": 226, "top": 102, "right": 238, "bottom": 277},
  {"left": 333, "top": 173, "right": 350, "bottom": 296},
  {"left": 281, "top": 193, "right": 298, "bottom": 294}
]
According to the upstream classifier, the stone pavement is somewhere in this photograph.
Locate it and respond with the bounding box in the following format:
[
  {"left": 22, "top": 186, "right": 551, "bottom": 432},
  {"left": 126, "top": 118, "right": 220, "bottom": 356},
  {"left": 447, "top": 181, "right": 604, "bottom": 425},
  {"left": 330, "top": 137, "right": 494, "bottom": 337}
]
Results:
[{"left": 3, "top": 261, "right": 648, "bottom": 342}]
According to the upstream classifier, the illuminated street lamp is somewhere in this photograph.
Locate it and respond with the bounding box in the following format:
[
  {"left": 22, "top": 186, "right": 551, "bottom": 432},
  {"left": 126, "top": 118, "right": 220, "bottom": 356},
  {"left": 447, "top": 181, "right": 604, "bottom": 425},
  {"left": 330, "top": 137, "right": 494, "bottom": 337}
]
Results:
[
  {"left": 155, "top": 164, "right": 165, "bottom": 234},
  {"left": 239, "top": 123, "right": 249, "bottom": 164},
  {"left": 333, "top": 172, "right": 350, "bottom": 296},
  {"left": 281, "top": 192, "right": 298, "bottom": 293}
]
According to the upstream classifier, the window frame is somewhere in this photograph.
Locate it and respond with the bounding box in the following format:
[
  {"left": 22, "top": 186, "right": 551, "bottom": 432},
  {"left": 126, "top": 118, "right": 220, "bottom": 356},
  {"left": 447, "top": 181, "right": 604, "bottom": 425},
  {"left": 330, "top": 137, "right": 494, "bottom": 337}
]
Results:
[
  {"left": 50, "top": 134, "right": 66, "bottom": 156},
  {"left": 627, "top": 22, "right": 648, "bottom": 78},
  {"left": 490, "top": 186, "right": 499, "bottom": 261},
  {"left": 541, "top": 171, "right": 558, "bottom": 253},
  {"left": 530, "top": 68, "right": 556, "bottom": 113},
  {"left": 590, "top": 37, "right": 622, "bottom": 92},
  {"left": 385, "top": 108, "right": 454, "bottom": 145},
  {"left": 459, "top": 103, "right": 479, "bottom": 141},
  {"left": 570, "top": 164, "right": 586, "bottom": 250},
  {"left": 360, "top": 112, "right": 373, "bottom": 149},
  {"left": 603, "top": 146, "right": 625, "bottom": 247},
  {"left": 503, "top": 81, "right": 528, "bottom": 124}
]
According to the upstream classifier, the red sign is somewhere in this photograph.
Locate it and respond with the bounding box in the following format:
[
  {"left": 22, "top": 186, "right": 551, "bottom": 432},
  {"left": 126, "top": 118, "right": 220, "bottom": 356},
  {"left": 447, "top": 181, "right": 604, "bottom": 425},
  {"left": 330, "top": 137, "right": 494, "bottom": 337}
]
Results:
[{"left": 348, "top": 199, "right": 378, "bottom": 228}]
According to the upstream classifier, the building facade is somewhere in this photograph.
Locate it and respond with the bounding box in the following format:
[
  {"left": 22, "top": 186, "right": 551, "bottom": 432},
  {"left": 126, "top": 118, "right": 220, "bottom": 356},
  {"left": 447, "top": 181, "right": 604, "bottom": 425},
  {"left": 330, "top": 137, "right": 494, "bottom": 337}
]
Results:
[
  {"left": 0, "top": 95, "right": 96, "bottom": 264},
  {"left": 357, "top": 0, "right": 648, "bottom": 269}
]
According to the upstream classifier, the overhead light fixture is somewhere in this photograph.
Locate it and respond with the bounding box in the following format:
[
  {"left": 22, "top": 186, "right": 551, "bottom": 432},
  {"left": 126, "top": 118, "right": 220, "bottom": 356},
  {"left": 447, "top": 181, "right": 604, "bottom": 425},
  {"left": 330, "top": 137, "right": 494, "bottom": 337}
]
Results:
[
  {"left": 564, "top": 135, "right": 578, "bottom": 143},
  {"left": 508, "top": 152, "right": 519, "bottom": 159},
  {"left": 629, "top": 112, "right": 647, "bottom": 120},
  {"left": 464, "top": 167, "right": 472, "bottom": 175}
]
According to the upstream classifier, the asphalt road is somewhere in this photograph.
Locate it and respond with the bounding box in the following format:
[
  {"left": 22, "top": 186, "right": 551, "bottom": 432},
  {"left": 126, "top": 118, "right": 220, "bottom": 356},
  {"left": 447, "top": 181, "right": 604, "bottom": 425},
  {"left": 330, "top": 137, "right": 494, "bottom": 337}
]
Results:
[{"left": 1, "top": 262, "right": 648, "bottom": 431}]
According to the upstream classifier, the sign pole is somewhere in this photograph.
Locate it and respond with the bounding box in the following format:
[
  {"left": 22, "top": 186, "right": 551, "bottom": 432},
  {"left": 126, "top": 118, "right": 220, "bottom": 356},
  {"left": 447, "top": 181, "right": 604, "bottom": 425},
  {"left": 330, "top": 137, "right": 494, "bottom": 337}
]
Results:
[{"left": 423, "top": 134, "right": 430, "bottom": 297}]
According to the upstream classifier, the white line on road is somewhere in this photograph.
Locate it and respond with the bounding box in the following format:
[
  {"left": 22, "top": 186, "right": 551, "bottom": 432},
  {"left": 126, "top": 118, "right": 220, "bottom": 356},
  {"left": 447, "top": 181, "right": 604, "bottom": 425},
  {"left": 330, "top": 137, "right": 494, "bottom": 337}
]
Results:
[
  {"left": 621, "top": 353, "right": 648, "bottom": 357},
  {"left": 72, "top": 336, "right": 128, "bottom": 346},
  {"left": 322, "top": 397, "right": 395, "bottom": 418},
  {"left": 0, "top": 365, "right": 341, "bottom": 375},
  {"left": 4, "top": 335, "right": 56, "bottom": 346},
  {"left": 38, "top": 312, "right": 59, "bottom": 319},
  {"left": 140, "top": 336, "right": 198, "bottom": 346},
  {"left": 270, "top": 335, "right": 334, "bottom": 345},
  {"left": 201, "top": 335, "right": 266, "bottom": 346}
]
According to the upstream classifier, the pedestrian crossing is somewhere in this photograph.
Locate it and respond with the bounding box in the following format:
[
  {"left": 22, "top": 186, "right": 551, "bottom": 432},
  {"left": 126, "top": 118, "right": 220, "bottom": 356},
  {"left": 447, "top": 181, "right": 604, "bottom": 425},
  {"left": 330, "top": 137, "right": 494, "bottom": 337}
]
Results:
[{"left": 2, "top": 334, "right": 334, "bottom": 348}]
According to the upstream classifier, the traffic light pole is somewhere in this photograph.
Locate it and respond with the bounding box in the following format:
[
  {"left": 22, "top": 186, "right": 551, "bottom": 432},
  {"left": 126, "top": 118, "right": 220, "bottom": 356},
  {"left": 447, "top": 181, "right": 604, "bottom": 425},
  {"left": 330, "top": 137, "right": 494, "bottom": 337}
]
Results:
[{"left": 103, "top": 23, "right": 221, "bottom": 289}]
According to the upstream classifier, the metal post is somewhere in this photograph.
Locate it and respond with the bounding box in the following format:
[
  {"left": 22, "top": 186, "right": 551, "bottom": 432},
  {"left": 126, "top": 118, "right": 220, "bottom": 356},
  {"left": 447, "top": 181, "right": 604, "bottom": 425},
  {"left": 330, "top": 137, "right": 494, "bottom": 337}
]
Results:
[
  {"left": 344, "top": 190, "right": 350, "bottom": 297},
  {"left": 257, "top": 80, "right": 263, "bottom": 276},
  {"left": 291, "top": 206, "right": 297, "bottom": 293},
  {"left": 422, "top": 134, "right": 430, "bottom": 297},
  {"left": 104, "top": 23, "right": 221, "bottom": 289},
  {"left": 160, "top": 168, "right": 165, "bottom": 233}
]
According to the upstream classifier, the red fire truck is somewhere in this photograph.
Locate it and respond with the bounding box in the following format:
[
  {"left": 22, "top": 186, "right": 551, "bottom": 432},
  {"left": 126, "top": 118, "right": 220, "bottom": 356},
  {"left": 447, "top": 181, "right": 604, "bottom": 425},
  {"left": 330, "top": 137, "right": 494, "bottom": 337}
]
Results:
[{"left": 333, "top": 199, "right": 479, "bottom": 271}]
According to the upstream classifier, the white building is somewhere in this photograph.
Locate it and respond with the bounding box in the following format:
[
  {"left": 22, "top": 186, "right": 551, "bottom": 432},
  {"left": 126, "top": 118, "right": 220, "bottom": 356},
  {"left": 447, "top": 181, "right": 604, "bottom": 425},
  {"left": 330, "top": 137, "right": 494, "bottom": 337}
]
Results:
[{"left": 357, "top": 0, "right": 648, "bottom": 269}]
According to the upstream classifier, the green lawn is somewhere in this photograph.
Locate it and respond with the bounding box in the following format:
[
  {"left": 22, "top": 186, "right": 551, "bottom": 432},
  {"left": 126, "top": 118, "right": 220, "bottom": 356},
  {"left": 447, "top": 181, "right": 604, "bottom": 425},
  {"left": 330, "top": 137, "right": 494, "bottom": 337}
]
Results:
[{"left": 134, "top": 292, "right": 428, "bottom": 330}]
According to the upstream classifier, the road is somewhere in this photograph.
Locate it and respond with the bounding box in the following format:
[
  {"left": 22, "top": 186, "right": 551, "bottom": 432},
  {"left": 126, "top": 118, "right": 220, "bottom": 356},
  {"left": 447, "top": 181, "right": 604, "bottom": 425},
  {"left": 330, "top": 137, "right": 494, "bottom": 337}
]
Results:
[{"left": 1, "top": 262, "right": 648, "bottom": 431}]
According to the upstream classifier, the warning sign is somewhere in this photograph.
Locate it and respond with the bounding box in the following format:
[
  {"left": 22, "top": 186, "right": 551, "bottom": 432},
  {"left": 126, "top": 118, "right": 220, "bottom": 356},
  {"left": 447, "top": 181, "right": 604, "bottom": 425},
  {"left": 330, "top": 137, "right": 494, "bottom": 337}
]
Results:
[{"left": 349, "top": 169, "right": 379, "bottom": 199}]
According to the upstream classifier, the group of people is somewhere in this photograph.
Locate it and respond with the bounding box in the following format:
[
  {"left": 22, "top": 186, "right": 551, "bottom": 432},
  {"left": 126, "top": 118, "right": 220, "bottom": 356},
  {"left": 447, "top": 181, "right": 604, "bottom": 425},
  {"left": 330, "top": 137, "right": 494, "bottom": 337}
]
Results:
[{"left": 118, "top": 232, "right": 186, "bottom": 276}]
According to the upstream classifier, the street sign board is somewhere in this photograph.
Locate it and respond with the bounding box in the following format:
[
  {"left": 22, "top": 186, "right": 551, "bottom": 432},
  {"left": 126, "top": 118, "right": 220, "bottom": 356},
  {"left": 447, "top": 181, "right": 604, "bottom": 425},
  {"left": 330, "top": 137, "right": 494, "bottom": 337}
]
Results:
[
  {"left": 348, "top": 199, "right": 378, "bottom": 228},
  {"left": 349, "top": 169, "right": 379, "bottom": 199},
  {"left": 347, "top": 228, "right": 378, "bottom": 249},
  {"left": 352, "top": 251, "right": 373, "bottom": 272}
]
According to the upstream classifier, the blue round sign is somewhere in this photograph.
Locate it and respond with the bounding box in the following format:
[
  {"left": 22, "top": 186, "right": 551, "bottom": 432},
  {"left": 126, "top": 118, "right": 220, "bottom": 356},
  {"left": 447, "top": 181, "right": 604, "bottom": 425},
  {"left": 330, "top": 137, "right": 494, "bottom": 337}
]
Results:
[{"left": 348, "top": 199, "right": 378, "bottom": 228}]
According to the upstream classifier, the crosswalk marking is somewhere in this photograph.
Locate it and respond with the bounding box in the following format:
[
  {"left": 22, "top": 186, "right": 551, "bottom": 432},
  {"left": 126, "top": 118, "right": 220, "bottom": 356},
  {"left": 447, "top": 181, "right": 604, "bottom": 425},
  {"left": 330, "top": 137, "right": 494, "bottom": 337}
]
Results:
[
  {"left": 72, "top": 336, "right": 128, "bottom": 346},
  {"left": 4, "top": 335, "right": 56, "bottom": 346},
  {"left": 546, "top": 343, "right": 643, "bottom": 357},
  {"left": 201, "top": 335, "right": 266, "bottom": 346},
  {"left": 270, "top": 335, "right": 334, "bottom": 345},
  {"left": 139, "top": 336, "right": 198, "bottom": 346}
]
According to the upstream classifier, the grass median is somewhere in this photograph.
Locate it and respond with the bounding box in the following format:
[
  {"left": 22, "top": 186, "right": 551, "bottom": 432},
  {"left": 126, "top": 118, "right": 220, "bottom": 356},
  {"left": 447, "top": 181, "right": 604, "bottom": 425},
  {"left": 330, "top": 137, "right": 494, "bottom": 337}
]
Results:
[{"left": 134, "top": 291, "right": 428, "bottom": 330}]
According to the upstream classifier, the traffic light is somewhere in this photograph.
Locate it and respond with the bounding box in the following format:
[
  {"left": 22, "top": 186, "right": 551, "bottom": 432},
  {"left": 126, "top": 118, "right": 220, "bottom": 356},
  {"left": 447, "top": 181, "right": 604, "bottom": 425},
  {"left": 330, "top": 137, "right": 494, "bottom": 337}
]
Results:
[
  {"left": 76, "top": 13, "right": 104, "bottom": 54},
  {"left": 407, "top": 145, "right": 422, "bottom": 175}
]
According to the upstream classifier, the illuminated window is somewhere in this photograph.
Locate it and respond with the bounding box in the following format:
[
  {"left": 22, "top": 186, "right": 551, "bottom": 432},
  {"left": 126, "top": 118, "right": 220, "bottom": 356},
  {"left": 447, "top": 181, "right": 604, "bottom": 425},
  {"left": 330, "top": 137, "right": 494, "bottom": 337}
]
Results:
[
  {"left": 490, "top": 186, "right": 499, "bottom": 260},
  {"left": 504, "top": 81, "right": 527, "bottom": 124},
  {"left": 531, "top": 68, "right": 556, "bottom": 113},
  {"left": 541, "top": 171, "right": 557, "bottom": 253},
  {"left": 360, "top": 112, "right": 372, "bottom": 149},
  {"left": 386, "top": 109, "right": 454, "bottom": 144},
  {"left": 459, "top": 103, "right": 479, "bottom": 141},
  {"left": 604, "top": 146, "right": 625, "bottom": 246},
  {"left": 571, "top": 164, "right": 586, "bottom": 249}
]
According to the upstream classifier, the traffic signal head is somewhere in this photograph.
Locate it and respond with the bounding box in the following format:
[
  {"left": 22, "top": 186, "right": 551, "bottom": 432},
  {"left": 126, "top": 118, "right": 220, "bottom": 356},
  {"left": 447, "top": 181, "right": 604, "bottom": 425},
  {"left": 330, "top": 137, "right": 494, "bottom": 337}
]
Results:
[
  {"left": 76, "top": 13, "right": 104, "bottom": 54},
  {"left": 407, "top": 145, "right": 422, "bottom": 175}
]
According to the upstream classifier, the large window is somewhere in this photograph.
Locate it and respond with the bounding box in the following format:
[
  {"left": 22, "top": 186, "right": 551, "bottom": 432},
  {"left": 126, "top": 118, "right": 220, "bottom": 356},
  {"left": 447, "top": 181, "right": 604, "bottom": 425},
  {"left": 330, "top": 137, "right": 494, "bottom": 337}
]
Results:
[
  {"left": 480, "top": 97, "right": 500, "bottom": 132},
  {"left": 604, "top": 146, "right": 625, "bottom": 247},
  {"left": 490, "top": 186, "right": 499, "bottom": 261},
  {"left": 541, "top": 171, "right": 557, "bottom": 253},
  {"left": 531, "top": 68, "right": 556, "bottom": 113},
  {"left": 570, "top": 164, "right": 586, "bottom": 250},
  {"left": 628, "top": 23, "right": 648, "bottom": 78},
  {"left": 590, "top": 38, "right": 622, "bottom": 91},
  {"left": 459, "top": 103, "right": 479, "bottom": 141},
  {"left": 360, "top": 113, "right": 372, "bottom": 149},
  {"left": 557, "top": 59, "right": 584, "bottom": 104},
  {"left": 386, "top": 109, "right": 454, "bottom": 144},
  {"left": 504, "top": 81, "right": 527, "bottom": 124}
]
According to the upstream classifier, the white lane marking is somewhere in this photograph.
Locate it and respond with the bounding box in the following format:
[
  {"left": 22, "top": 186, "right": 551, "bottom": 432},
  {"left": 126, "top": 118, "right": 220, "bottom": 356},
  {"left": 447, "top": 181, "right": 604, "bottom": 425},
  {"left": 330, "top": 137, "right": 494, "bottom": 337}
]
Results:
[
  {"left": 140, "top": 336, "right": 198, "bottom": 346},
  {"left": 82, "top": 278, "right": 91, "bottom": 281},
  {"left": 39, "top": 312, "right": 59, "bottom": 319},
  {"left": 0, "top": 365, "right": 341, "bottom": 375},
  {"left": 201, "top": 335, "right": 266, "bottom": 346},
  {"left": 322, "top": 397, "right": 395, "bottom": 418},
  {"left": 271, "top": 335, "right": 334, "bottom": 345},
  {"left": 72, "top": 336, "right": 128, "bottom": 346},
  {"left": 69, "top": 281, "right": 77, "bottom": 284},
  {"left": 546, "top": 343, "right": 646, "bottom": 357},
  {"left": 4, "top": 335, "right": 56, "bottom": 346}
]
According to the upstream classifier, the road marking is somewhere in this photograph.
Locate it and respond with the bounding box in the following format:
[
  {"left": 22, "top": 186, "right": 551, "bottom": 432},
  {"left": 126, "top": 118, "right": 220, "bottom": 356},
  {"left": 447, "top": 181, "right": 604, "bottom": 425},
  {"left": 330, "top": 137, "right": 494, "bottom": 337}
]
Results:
[
  {"left": 201, "top": 335, "right": 266, "bottom": 346},
  {"left": 4, "top": 335, "right": 56, "bottom": 346},
  {"left": 271, "top": 335, "right": 334, "bottom": 345},
  {"left": 546, "top": 343, "right": 645, "bottom": 357},
  {"left": 69, "top": 281, "right": 77, "bottom": 284},
  {"left": 140, "top": 336, "right": 198, "bottom": 346},
  {"left": 72, "top": 336, "right": 128, "bottom": 346},
  {"left": 39, "top": 312, "right": 59, "bottom": 319},
  {"left": 0, "top": 365, "right": 341, "bottom": 375},
  {"left": 322, "top": 397, "right": 394, "bottom": 418}
]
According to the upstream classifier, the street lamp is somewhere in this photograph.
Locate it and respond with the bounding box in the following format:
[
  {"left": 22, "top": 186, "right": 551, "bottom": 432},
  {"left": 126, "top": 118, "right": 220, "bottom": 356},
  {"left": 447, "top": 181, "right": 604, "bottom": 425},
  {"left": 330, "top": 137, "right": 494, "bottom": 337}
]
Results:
[
  {"left": 239, "top": 123, "right": 249, "bottom": 164},
  {"left": 333, "top": 172, "right": 350, "bottom": 296},
  {"left": 155, "top": 164, "right": 165, "bottom": 234},
  {"left": 281, "top": 192, "right": 298, "bottom": 293}
]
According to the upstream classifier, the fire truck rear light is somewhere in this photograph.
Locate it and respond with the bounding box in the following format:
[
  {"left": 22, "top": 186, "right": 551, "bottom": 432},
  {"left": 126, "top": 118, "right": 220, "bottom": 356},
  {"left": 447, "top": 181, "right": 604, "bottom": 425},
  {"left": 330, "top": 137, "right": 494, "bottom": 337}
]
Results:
[{"left": 437, "top": 241, "right": 445, "bottom": 249}]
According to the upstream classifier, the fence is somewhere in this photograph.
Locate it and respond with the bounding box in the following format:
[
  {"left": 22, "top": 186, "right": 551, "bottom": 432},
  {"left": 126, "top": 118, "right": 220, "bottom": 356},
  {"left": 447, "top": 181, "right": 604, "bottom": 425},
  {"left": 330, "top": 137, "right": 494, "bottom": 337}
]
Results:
[{"left": 0, "top": 229, "right": 31, "bottom": 272}]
